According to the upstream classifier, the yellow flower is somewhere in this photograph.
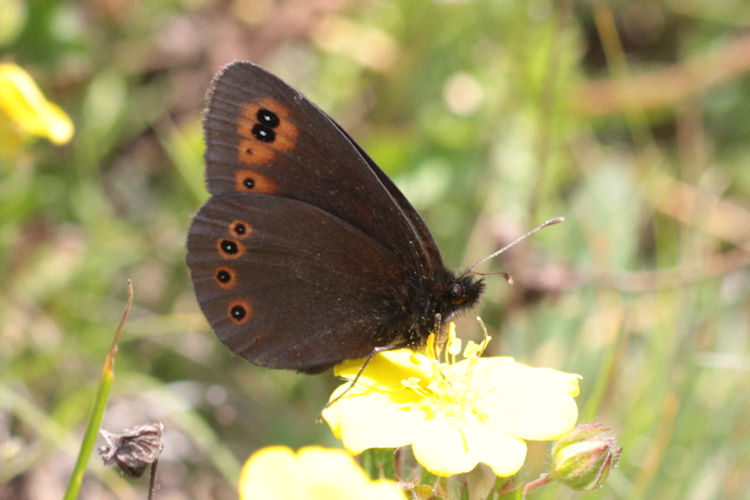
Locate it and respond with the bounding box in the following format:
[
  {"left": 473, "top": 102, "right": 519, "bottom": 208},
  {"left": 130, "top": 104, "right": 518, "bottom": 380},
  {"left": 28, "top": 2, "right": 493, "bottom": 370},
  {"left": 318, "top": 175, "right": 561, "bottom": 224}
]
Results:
[
  {"left": 239, "top": 446, "right": 406, "bottom": 500},
  {"left": 321, "top": 324, "right": 581, "bottom": 477},
  {"left": 0, "top": 63, "right": 74, "bottom": 145}
]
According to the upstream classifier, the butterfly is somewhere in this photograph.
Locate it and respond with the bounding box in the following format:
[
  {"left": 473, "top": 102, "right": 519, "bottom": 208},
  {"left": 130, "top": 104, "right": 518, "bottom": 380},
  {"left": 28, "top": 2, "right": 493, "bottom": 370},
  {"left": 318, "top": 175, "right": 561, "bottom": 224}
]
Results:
[{"left": 186, "top": 61, "right": 484, "bottom": 373}]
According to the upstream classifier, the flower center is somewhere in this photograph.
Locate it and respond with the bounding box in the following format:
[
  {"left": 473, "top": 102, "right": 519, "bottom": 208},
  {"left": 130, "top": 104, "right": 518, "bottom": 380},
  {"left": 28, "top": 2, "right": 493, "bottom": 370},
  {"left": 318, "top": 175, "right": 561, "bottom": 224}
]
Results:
[{"left": 404, "top": 360, "right": 485, "bottom": 422}]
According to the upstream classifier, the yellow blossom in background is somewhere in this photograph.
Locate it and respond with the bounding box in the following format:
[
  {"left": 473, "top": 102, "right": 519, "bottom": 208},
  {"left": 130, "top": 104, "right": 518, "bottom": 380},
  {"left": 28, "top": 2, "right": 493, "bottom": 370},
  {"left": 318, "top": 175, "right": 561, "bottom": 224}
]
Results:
[
  {"left": 322, "top": 324, "right": 581, "bottom": 477},
  {"left": 239, "top": 446, "right": 406, "bottom": 500},
  {"left": 0, "top": 63, "right": 74, "bottom": 148}
]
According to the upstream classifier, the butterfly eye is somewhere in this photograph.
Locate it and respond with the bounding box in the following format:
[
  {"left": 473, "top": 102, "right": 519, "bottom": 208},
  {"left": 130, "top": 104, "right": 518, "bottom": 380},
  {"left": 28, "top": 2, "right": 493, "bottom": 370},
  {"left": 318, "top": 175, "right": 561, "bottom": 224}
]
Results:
[
  {"left": 449, "top": 282, "right": 467, "bottom": 304},
  {"left": 256, "top": 108, "right": 280, "bottom": 128},
  {"left": 252, "top": 123, "right": 275, "bottom": 143},
  {"left": 449, "top": 277, "right": 484, "bottom": 306}
]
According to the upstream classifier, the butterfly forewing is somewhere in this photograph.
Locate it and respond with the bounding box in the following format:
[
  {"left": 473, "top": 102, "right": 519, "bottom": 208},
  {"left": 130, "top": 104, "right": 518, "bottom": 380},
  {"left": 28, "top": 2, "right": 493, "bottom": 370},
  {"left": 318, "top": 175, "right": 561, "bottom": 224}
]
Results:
[{"left": 202, "top": 62, "right": 438, "bottom": 274}]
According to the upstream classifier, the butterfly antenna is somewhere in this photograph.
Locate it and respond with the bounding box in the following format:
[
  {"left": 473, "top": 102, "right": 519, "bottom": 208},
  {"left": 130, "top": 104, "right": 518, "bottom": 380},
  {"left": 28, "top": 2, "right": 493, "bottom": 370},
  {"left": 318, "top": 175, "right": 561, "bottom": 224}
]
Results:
[{"left": 467, "top": 216, "right": 565, "bottom": 273}]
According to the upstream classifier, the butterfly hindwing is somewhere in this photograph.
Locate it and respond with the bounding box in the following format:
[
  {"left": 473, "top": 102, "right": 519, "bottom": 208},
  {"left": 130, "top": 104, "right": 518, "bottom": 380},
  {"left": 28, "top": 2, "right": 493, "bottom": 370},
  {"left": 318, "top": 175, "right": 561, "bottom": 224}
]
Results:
[{"left": 187, "top": 193, "right": 412, "bottom": 372}]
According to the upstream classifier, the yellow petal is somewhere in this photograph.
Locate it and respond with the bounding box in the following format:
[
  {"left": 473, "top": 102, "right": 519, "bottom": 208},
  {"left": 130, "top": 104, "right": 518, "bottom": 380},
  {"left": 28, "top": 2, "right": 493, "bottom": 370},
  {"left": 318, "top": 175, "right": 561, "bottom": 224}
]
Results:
[
  {"left": 240, "top": 446, "right": 405, "bottom": 500},
  {"left": 0, "top": 63, "right": 74, "bottom": 144},
  {"left": 463, "top": 422, "right": 528, "bottom": 477},
  {"left": 333, "top": 348, "right": 436, "bottom": 388},
  {"left": 323, "top": 387, "right": 416, "bottom": 453},
  {"left": 480, "top": 360, "right": 580, "bottom": 440},
  {"left": 296, "top": 447, "right": 373, "bottom": 496},
  {"left": 239, "top": 446, "right": 304, "bottom": 499},
  {"left": 411, "top": 416, "right": 478, "bottom": 476}
]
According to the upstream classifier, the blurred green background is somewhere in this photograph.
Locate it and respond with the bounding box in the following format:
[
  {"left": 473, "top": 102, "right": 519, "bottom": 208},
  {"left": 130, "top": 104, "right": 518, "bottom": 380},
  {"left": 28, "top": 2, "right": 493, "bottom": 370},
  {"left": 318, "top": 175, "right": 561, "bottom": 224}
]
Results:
[{"left": 2, "top": 0, "right": 750, "bottom": 498}]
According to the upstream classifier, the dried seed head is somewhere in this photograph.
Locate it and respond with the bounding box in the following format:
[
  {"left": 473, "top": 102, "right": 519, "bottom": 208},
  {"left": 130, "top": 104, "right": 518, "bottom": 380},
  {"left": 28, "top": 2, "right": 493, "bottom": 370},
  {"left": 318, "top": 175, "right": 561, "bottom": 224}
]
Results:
[{"left": 98, "top": 422, "right": 164, "bottom": 478}]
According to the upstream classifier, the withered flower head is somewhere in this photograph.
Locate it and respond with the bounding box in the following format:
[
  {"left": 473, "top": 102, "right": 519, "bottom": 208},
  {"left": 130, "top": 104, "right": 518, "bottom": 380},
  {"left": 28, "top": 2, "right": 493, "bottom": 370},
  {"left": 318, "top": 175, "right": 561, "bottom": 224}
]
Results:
[{"left": 98, "top": 422, "right": 164, "bottom": 478}]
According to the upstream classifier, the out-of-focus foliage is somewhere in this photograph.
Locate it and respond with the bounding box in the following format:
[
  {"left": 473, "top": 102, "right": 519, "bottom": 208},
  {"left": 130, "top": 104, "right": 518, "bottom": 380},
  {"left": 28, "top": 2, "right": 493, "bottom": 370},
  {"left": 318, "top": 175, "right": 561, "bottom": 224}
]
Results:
[{"left": 1, "top": 1, "right": 749, "bottom": 498}]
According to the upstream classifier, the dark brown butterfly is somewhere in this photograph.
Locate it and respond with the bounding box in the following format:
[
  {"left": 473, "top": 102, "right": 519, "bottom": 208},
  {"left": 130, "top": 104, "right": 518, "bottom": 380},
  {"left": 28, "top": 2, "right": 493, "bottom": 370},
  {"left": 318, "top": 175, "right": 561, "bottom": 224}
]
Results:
[{"left": 186, "top": 61, "right": 484, "bottom": 373}]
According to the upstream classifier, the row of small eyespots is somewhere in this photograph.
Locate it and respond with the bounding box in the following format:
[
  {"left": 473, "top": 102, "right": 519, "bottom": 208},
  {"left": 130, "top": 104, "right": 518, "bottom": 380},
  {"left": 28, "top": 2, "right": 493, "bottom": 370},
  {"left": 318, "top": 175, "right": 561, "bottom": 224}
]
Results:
[
  {"left": 235, "top": 108, "right": 284, "bottom": 193},
  {"left": 221, "top": 107, "right": 275, "bottom": 325},
  {"left": 215, "top": 219, "right": 253, "bottom": 324}
]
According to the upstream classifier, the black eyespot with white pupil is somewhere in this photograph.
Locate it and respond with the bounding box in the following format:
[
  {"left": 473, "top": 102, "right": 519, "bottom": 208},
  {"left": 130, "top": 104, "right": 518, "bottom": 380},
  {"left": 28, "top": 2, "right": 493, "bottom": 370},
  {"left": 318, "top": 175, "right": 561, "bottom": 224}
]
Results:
[
  {"left": 233, "top": 222, "right": 247, "bottom": 235},
  {"left": 257, "top": 109, "right": 280, "bottom": 128},
  {"left": 252, "top": 123, "right": 275, "bottom": 143},
  {"left": 216, "top": 270, "right": 231, "bottom": 283},
  {"left": 231, "top": 305, "right": 246, "bottom": 320},
  {"left": 243, "top": 177, "right": 255, "bottom": 189},
  {"left": 220, "top": 240, "right": 238, "bottom": 254}
]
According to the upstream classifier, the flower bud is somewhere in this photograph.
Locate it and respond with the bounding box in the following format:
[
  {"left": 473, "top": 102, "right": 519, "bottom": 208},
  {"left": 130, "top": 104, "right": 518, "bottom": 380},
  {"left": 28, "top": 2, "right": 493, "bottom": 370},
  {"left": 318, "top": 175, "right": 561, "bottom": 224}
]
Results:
[{"left": 549, "top": 424, "right": 621, "bottom": 491}]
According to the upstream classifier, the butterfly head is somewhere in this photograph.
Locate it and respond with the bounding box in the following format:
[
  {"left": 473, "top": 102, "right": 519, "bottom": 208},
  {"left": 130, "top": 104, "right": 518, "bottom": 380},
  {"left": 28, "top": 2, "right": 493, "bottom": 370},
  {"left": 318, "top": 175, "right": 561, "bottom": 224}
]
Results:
[{"left": 449, "top": 274, "right": 485, "bottom": 307}]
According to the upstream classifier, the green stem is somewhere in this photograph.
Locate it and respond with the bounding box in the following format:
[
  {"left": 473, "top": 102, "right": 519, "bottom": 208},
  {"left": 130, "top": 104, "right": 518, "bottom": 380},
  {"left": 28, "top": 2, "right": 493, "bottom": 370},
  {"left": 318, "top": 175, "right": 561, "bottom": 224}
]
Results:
[
  {"left": 63, "top": 281, "right": 133, "bottom": 500},
  {"left": 522, "top": 474, "right": 552, "bottom": 497}
]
